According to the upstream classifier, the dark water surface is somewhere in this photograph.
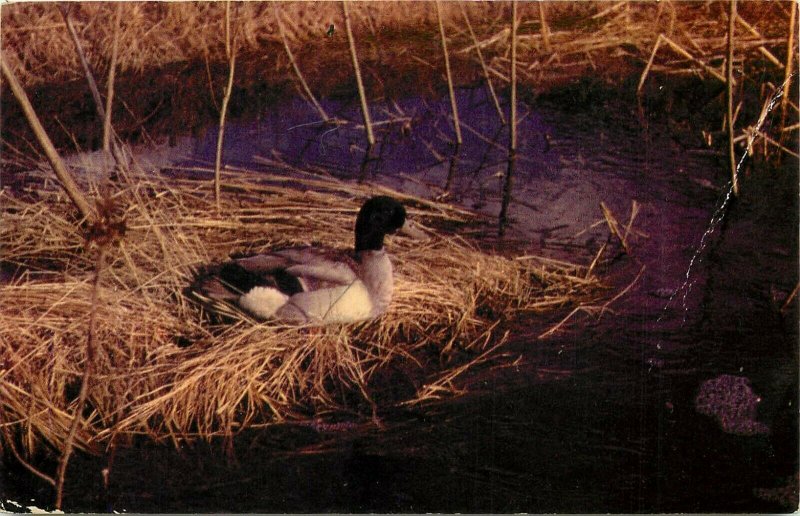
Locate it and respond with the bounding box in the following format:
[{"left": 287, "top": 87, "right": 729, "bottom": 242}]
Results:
[{"left": 2, "top": 86, "right": 797, "bottom": 513}]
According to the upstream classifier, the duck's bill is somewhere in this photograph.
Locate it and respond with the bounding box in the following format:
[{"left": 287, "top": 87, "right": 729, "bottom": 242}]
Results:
[{"left": 397, "top": 219, "right": 429, "bottom": 240}]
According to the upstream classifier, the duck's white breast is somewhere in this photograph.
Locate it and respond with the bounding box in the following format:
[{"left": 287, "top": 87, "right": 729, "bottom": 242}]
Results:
[{"left": 276, "top": 280, "right": 374, "bottom": 324}]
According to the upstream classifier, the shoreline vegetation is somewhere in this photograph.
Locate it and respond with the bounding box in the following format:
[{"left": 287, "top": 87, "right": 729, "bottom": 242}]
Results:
[
  {"left": 0, "top": 1, "right": 797, "bottom": 510},
  {"left": 1, "top": 2, "right": 796, "bottom": 154}
]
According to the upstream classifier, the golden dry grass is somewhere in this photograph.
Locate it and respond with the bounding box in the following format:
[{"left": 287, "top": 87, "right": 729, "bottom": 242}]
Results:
[
  {"left": 0, "top": 164, "right": 603, "bottom": 457},
  {"left": 2, "top": 2, "right": 792, "bottom": 89}
]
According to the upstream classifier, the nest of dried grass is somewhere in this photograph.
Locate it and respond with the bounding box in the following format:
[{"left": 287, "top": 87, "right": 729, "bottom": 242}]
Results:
[{"left": 0, "top": 166, "right": 603, "bottom": 457}]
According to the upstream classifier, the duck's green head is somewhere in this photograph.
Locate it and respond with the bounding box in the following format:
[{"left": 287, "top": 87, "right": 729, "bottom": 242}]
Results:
[{"left": 355, "top": 196, "right": 406, "bottom": 252}]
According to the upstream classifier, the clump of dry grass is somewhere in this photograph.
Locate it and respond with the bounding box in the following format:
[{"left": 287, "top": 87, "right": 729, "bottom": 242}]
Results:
[{"left": 0, "top": 165, "right": 602, "bottom": 458}]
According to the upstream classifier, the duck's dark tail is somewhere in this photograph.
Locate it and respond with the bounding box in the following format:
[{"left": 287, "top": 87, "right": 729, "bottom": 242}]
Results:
[{"left": 184, "top": 259, "right": 305, "bottom": 322}]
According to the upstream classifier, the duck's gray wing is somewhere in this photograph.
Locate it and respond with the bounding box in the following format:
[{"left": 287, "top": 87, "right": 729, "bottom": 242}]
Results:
[{"left": 263, "top": 248, "right": 359, "bottom": 291}]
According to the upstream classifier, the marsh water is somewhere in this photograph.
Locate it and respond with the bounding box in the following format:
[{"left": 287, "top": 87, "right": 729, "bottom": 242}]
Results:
[{"left": 2, "top": 84, "right": 798, "bottom": 513}]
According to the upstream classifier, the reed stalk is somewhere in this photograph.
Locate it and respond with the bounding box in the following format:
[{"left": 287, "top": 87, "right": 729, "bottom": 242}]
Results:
[
  {"left": 436, "top": 0, "right": 462, "bottom": 148},
  {"left": 273, "top": 2, "right": 330, "bottom": 123},
  {"left": 342, "top": 0, "right": 374, "bottom": 147},
  {"left": 0, "top": 53, "right": 95, "bottom": 221},
  {"left": 726, "top": 0, "right": 738, "bottom": 196},
  {"left": 215, "top": 0, "right": 237, "bottom": 212},
  {"left": 61, "top": 4, "right": 126, "bottom": 169},
  {"left": 460, "top": 4, "right": 505, "bottom": 125},
  {"left": 538, "top": 2, "right": 552, "bottom": 53},
  {"left": 779, "top": 1, "right": 796, "bottom": 145},
  {"left": 55, "top": 247, "right": 107, "bottom": 510},
  {"left": 637, "top": 34, "right": 663, "bottom": 94},
  {"left": 499, "top": 0, "right": 518, "bottom": 237},
  {"left": 102, "top": 3, "right": 123, "bottom": 156},
  {"left": 60, "top": 5, "right": 105, "bottom": 121}
]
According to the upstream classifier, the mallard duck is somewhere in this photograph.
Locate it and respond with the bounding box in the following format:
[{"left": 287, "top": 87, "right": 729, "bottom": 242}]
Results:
[{"left": 191, "top": 196, "right": 406, "bottom": 325}]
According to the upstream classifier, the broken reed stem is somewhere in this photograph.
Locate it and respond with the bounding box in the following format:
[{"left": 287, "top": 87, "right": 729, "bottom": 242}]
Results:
[
  {"left": 60, "top": 5, "right": 105, "bottom": 121},
  {"left": 538, "top": 2, "right": 552, "bottom": 53},
  {"left": 0, "top": 54, "right": 95, "bottom": 221},
  {"left": 342, "top": 0, "right": 374, "bottom": 147},
  {"left": 460, "top": 4, "right": 505, "bottom": 125},
  {"left": 54, "top": 247, "right": 107, "bottom": 511},
  {"left": 102, "top": 3, "right": 123, "bottom": 156},
  {"left": 599, "top": 201, "right": 630, "bottom": 254},
  {"left": 499, "top": 0, "right": 518, "bottom": 237},
  {"left": 637, "top": 35, "right": 662, "bottom": 93},
  {"left": 735, "top": 14, "right": 782, "bottom": 68},
  {"left": 661, "top": 34, "right": 729, "bottom": 84},
  {"left": 444, "top": 149, "right": 460, "bottom": 192},
  {"left": 215, "top": 0, "right": 237, "bottom": 212},
  {"left": 436, "top": 0, "right": 462, "bottom": 147},
  {"left": 273, "top": 2, "right": 330, "bottom": 123},
  {"left": 780, "top": 2, "right": 797, "bottom": 144},
  {"left": 726, "top": 0, "right": 738, "bottom": 196}
]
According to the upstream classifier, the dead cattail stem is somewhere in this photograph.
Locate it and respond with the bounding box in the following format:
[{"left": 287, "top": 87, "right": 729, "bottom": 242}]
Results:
[
  {"left": 215, "top": 0, "right": 238, "bottom": 212},
  {"left": 342, "top": 0, "right": 374, "bottom": 147},
  {"left": 726, "top": 0, "right": 738, "bottom": 197},
  {"left": 538, "top": 2, "right": 552, "bottom": 53},
  {"left": 499, "top": 0, "right": 518, "bottom": 237},
  {"left": 460, "top": 4, "right": 505, "bottom": 124},
  {"left": 780, "top": 2, "right": 797, "bottom": 143},
  {"left": 54, "top": 247, "right": 106, "bottom": 510},
  {"left": 436, "top": 0, "right": 462, "bottom": 147},
  {"left": 0, "top": 53, "right": 95, "bottom": 221},
  {"left": 102, "top": 3, "right": 123, "bottom": 156},
  {"left": 273, "top": 2, "right": 330, "bottom": 123}
]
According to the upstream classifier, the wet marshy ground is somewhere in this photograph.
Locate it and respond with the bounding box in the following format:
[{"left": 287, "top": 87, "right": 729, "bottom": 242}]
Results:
[{"left": 1, "top": 78, "right": 798, "bottom": 513}]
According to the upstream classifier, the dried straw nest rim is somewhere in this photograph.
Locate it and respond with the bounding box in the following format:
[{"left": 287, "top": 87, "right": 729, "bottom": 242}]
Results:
[{"left": 0, "top": 167, "right": 604, "bottom": 456}]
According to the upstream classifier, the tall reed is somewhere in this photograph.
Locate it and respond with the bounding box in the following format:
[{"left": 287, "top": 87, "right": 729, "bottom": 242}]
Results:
[
  {"left": 499, "top": 0, "right": 518, "bottom": 237},
  {"left": 726, "top": 0, "right": 738, "bottom": 196},
  {"left": 214, "top": 0, "right": 237, "bottom": 212},
  {"left": 342, "top": 0, "right": 374, "bottom": 148}
]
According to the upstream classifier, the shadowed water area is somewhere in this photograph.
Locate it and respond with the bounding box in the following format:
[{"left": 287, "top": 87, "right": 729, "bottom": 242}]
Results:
[{"left": 1, "top": 82, "right": 797, "bottom": 512}]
